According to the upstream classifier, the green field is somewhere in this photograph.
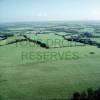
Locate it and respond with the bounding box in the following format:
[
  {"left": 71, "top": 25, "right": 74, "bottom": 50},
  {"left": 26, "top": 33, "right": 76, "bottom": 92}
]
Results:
[
  {"left": 26, "top": 33, "right": 84, "bottom": 48},
  {"left": 0, "top": 22, "right": 100, "bottom": 100},
  {"left": 0, "top": 40, "right": 100, "bottom": 100}
]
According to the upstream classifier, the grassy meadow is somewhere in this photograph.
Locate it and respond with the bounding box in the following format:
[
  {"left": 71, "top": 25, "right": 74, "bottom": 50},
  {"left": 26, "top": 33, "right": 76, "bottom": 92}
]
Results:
[
  {"left": 0, "top": 22, "right": 100, "bottom": 100},
  {"left": 0, "top": 39, "right": 100, "bottom": 100}
]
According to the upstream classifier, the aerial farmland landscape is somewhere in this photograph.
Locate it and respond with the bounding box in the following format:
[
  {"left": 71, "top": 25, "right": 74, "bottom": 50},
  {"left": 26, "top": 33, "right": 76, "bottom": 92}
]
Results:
[{"left": 0, "top": 0, "right": 100, "bottom": 100}]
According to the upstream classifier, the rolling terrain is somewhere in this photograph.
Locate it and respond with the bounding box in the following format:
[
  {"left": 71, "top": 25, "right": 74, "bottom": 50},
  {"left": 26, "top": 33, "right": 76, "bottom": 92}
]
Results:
[{"left": 0, "top": 22, "right": 100, "bottom": 100}]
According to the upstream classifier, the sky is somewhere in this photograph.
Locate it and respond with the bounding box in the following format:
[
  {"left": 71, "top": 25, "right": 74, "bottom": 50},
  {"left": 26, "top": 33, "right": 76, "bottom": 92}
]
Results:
[{"left": 0, "top": 0, "right": 100, "bottom": 22}]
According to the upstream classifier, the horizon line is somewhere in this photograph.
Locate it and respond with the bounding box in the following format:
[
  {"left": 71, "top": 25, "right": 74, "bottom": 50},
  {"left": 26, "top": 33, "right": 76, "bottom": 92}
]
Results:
[{"left": 1, "top": 20, "right": 100, "bottom": 24}]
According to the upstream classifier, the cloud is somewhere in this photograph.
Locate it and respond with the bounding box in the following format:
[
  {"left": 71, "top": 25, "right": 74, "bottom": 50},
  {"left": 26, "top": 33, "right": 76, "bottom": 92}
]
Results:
[{"left": 36, "top": 13, "right": 47, "bottom": 17}]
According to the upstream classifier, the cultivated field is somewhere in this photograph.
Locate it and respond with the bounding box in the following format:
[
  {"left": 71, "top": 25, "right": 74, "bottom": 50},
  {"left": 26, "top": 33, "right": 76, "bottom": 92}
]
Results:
[{"left": 0, "top": 22, "right": 100, "bottom": 100}]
